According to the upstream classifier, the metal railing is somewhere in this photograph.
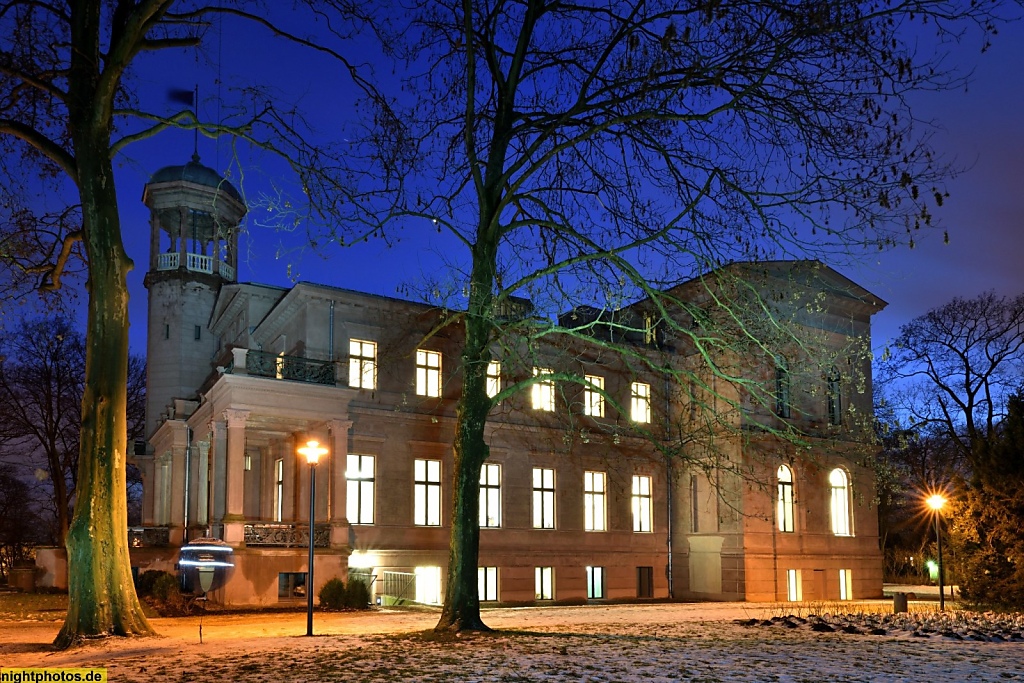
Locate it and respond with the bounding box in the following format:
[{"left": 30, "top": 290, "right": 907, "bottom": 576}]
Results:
[
  {"left": 243, "top": 523, "right": 331, "bottom": 548},
  {"left": 128, "top": 526, "right": 171, "bottom": 548},
  {"left": 244, "top": 349, "right": 336, "bottom": 386},
  {"left": 380, "top": 570, "right": 417, "bottom": 605}
]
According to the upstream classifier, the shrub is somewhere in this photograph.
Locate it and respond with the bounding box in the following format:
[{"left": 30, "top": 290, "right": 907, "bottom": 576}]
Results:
[
  {"left": 319, "top": 578, "right": 347, "bottom": 610},
  {"left": 345, "top": 578, "right": 370, "bottom": 609},
  {"left": 136, "top": 570, "right": 173, "bottom": 597},
  {"left": 151, "top": 572, "right": 181, "bottom": 602}
]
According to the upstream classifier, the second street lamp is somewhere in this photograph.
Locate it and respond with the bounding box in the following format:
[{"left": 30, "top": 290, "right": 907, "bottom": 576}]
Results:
[
  {"left": 298, "top": 439, "right": 328, "bottom": 636},
  {"left": 926, "top": 493, "right": 947, "bottom": 611}
]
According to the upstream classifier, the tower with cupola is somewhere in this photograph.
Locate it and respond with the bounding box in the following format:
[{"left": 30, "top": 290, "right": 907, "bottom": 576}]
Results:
[{"left": 142, "top": 154, "right": 246, "bottom": 438}]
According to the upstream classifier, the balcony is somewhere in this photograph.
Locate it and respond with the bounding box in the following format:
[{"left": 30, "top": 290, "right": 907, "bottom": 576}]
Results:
[
  {"left": 228, "top": 348, "right": 337, "bottom": 386},
  {"left": 243, "top": 523, "right": 331, "bottom": 548},
  {"left": 157, "top": 251, "right": 235, "bottom": 280}
]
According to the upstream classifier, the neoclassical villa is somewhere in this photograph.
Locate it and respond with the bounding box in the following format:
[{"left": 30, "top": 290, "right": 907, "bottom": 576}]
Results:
[{"left": 49, "top": 159, "right": 888, "bottom": 606}]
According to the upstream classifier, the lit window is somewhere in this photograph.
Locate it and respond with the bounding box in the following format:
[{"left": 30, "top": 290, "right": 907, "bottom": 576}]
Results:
[
  {"left": 586, "top": 566, "right": 605, "bottom": 599},
  {"left": 346, "top": 454, "right": 375, "bottom": 525},
  {"left": 532, "top": 367, "right": 555, "bottom": 411},
  {"left": 414, "top": 459, "right": 441, "bottom": 526},
  {"left": 349, "top": 340, "right": 377, "bottom": 389},
  {"left": 486, "top": 360, "right": 501, "bottom": 399},
  {"left": 584, "top": 375, "right": 605, "bottom": 417},
  {"left": 415, "top": 565, "right": 442, "bottom": 605},
  {"left": 631, "top": 382, "right": 651, "bottom": 423},
  {"left": 839, "top": 569, "right": 853, "bottom": 600},
  {"left": 535, "top": 566, "right": 553, "bottom": 600},
  {"left": 532, "top": 467, "right": 556, "bottom": 529},
  {"left": 827, "top": 366, "right": 842, "bottom": 425},
  {"left": 777, "top": 464, "right": 794, "bottom": 533},
  {"left": 775, "top": 356, "right": 791, "bottom": 418},
  {"left": 416, "top": 349, "right": 442, "bottom": 397},
  {"left": 829, "top": 468, "right": 852, "bottom": 536},
  {"left": 786, "top": 569, "right": 802, "bottom": 601},
  {"left": 632, "top": 475, "right": 652, "bottom": 532},
  {"left": 479, "top": 463, "right": 501, "bottom": 528},
  {"left": 583, "top": 471, "right": 606, "bottom": 532},
  {"left": 478, "top": 566, "right": 498, "bottom": 601},
  {"left": 273, "top": 458, "right": 284, "bottom": 522}
]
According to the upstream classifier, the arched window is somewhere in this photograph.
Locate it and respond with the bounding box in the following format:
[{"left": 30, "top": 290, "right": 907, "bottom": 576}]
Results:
[
  {"left": 829, "top": 468, "right": 852, "bottom": 536},
  {"left": 827, "top": 366, "right": 841, "bottom": 425},
  {"left": 775, "top": 356, "right": 791, "bottom": 418},
  {"left": 777, "top": 464, "right": 795, "bottom": 533}
]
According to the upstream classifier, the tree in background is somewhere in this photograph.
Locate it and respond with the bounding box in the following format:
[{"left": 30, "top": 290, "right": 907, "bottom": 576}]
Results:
[
  {"left": 0, "top": 462, "right": 40, "bottom": 580},
  {"left": 950, "top": 393, "right": 1024, "bottom": 607},
  {"left": 879, "top": 292, "right": 1024, "bottom": 467},
  {"left": 314, "top": 0, "right": 1007, "bottom": 632},
  {"left": 0, "top": 316, "right": 146, "bottom": 546},
  {"left": 877, "top": 291, "right": 1024, "bottom": 600},
  {"left": 873, "top": 414, "right": 965, "bottom": 580}
]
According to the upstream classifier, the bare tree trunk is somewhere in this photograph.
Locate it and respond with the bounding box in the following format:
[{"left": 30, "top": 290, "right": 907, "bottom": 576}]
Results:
[
  {"left": 55, "top": 148, "right": 154, "bottom": 647},
  {"left": 55, "top": 15, "right": 154, "bottom": 639},
  {"left": 436, "top": 241, "right": 497, "bottom": 633}
]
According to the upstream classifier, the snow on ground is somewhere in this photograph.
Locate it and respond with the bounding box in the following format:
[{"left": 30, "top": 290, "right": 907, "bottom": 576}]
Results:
[{"left": 2, "top": 602, "right": 1023, "bottom": 682}]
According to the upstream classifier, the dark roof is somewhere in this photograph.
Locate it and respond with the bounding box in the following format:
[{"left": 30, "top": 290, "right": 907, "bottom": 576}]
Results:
[{"left": 149, "top": 153, "right": 242, "bottom": 203}]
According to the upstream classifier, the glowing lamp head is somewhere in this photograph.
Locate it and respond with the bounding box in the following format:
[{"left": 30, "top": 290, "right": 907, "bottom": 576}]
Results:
[
  {"left": 298, "top": 439, "right": 328, "bottom": 466},
  {"left": 926, "top": 494, "right": 947, "bottom": 511}
]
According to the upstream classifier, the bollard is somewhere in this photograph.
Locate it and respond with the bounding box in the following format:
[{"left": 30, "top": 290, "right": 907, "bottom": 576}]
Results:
[{"left": 893, "top": 592, "right": 908, "bottom": 613}]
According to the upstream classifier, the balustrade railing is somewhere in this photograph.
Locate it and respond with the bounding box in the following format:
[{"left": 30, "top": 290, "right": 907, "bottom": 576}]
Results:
[
  {"left": 156, "top": 251, "right": 233, "bottom": 280},
  {"left": 243, "top": 523, "right": 331, "bottom": 548}
]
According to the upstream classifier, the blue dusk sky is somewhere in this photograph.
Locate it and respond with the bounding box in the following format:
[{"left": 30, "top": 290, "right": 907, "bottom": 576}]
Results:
[{"left": 108, "top": 13, "right": 1024, "bottom": 356}]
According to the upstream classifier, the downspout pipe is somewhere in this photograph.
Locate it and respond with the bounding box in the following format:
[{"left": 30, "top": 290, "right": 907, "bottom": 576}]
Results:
[{"left": 328, "top": 300, "right": 335, "bottom": 361}]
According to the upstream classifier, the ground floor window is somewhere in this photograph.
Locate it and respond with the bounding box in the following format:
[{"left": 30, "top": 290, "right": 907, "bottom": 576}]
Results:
[
  {"left": 415, "top": 565, "right": 442, "bottom": 605},
  {"left": 535, "top": 566, "right": 553, "bottom": 600},
  {"left": 786, "top": 569, "right": 802, "bottom": 601},
  {"left": 278, "top": 572, "right": 307, "bottom": 600},
  {"left": 637, "top": 566, "right": 653, "bottom": 598},
  {"left": 478, "top": 566, "right": 499, "bottom": 602},
  {"left": 839, "top": 569, "right": 853, "bottom": 600},
  {"left": 586, "top": 566, "right": 605, "bottom": 599}
]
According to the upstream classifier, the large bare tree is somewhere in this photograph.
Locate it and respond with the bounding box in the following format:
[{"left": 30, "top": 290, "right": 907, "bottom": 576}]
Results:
[
  {"left": 307, "top": 0, "right": 1009, "bottom": 632},
  {"left": 879, "top": 291, "right": 1024, "bottom": 465}
]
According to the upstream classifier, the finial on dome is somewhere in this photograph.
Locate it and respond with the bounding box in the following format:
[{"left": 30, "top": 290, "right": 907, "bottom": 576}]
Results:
[{"left": 191, "top": 152, "right": 201, "bottom": 164}]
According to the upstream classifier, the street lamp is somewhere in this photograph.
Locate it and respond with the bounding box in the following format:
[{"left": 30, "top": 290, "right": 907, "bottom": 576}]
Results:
[
  {"left": 926, "top": 493, "right": 947, "bottom": 611},
  {"left": 298, "top": 439, "right": 328, "bottom": 636}
]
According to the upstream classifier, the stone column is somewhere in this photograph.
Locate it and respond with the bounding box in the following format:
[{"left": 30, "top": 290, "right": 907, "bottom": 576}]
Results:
[
  {"left": 178, "top": 206, "right": 188, "bottom": 267},
  {"left": 223, "top": 409, "right": 249, "bottom": 545},
  {"left": 329, "top": 420, "right": 352, "bottom": 549},
  {"left": 149, "top": 212, "right": 160, "bottom": 271},
  {"left": 168, "top": 444, "right": 187, "bottom": 546},
  {"left": 140, "top": 456, "right": 156, "bottom": 526},
  {"left": 195, "top": 439, "right": 210, "bottom": 527},
  {"left": 210, "top": 419, "right": 227, "bottom": 538}
]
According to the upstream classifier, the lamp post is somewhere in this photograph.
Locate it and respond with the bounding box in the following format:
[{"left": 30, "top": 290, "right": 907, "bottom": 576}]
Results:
[
  {"left": 298, "top": 439, "right": 328, "bottom": 636},
  {"left": 926, "top": 493, "right": 947, "bottom": 611}
]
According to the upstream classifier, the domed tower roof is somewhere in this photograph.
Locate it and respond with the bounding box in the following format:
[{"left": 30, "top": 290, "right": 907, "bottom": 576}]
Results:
[{"left": 148, "top": 153, "right": 242, "bottom": 203}]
